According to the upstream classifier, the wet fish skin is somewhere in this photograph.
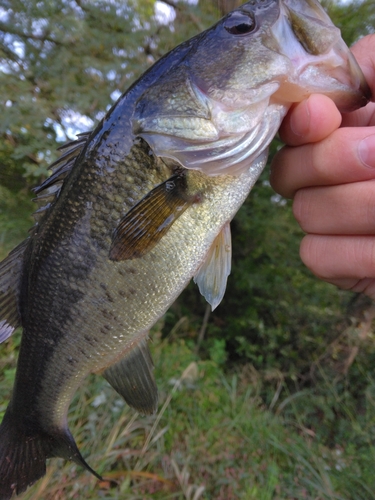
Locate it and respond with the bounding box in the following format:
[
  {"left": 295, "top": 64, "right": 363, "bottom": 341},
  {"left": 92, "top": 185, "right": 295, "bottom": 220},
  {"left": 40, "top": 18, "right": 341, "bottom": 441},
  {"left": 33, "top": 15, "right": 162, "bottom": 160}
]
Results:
[{"left": 0, "top": 0, "right": 370, "bottom": 498}]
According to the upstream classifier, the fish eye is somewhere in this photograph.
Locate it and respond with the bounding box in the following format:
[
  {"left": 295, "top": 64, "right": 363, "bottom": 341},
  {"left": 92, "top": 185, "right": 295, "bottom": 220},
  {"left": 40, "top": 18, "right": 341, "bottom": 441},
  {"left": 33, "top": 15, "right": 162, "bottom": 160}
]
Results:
[{"left": 224, "top": 12, "right": 256, "bottom": 36}]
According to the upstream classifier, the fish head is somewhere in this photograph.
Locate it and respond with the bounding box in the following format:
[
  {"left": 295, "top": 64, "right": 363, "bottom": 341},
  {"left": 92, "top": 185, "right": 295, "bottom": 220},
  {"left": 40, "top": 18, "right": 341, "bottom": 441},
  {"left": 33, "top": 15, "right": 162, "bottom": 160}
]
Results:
[
  {"left": 134, "top": 0, "right": 371, "bottom": 175},
  {"left": 187, "top": 0, "right": 370, "bottom": 110}
]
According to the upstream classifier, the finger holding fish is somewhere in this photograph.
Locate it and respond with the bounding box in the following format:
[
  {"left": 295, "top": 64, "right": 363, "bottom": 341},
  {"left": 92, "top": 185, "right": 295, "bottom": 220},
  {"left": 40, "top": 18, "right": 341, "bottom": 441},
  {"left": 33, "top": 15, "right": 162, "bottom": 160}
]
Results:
[
  {"left": 271, "top": 34, "right": 375, "bottom": 199},
  {"left": 299, "top": 235, "right": 375, "bottom": 300},
  {"left": 270, "top": 125, "right": 375, "bottom": 198},
  {"left": 270, "top": 34, "right": 375, "bottom": 300}
]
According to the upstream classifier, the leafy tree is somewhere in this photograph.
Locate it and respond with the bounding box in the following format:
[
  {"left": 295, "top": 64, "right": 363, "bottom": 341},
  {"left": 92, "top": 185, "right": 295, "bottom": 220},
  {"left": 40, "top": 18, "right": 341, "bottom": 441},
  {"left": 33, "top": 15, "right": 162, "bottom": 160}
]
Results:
[
  {"left": 0, "top": 0, "right": 157, "bottom": 185},
  {"left": 323, "top": 0, "right": 375, "bottom": 45}
]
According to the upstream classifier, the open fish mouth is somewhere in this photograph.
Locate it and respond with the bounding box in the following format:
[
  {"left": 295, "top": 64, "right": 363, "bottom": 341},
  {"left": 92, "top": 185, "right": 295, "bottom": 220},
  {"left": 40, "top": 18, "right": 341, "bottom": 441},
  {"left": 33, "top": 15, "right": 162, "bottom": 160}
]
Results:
[{"left": 271, "top": 0, "right": 371, "bottom": 110}]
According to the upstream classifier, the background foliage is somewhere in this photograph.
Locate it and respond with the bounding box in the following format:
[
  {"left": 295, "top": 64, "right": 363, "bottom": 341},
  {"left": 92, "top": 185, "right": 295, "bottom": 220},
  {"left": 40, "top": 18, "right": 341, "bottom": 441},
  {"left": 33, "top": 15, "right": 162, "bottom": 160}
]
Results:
[{"left": 0, "top": 1, "right": 375, "bottom": 498}]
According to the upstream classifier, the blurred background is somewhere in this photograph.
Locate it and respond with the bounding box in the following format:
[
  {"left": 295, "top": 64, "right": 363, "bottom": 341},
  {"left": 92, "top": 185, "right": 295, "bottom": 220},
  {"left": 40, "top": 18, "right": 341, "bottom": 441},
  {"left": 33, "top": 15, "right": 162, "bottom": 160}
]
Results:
[{"left": 0, "top": 1, "right": 375, "bottom": 498}]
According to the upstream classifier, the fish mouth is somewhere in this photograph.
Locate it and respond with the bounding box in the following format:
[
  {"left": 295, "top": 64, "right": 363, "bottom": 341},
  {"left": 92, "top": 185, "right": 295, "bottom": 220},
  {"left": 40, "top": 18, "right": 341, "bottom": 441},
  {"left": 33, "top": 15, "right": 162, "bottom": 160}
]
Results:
[{"left": 271, "top": 0, "right": 371, "bottom": 111}]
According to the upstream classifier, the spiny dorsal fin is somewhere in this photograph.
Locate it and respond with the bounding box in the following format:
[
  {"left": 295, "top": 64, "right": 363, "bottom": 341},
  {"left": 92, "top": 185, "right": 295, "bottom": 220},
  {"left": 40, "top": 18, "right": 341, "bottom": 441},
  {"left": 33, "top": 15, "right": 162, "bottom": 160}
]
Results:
[
  {"left": 194, "top": 222, "right": 232, "bottom": 311},
  {"left": 0, "top": 239, "right": 29, "bottom": 343},
  {"left": 0, "top": 132, "right": 91, "bottom": 342},
  {"left": 32, "top": 131, "right": 91, "bottom": 220},
  {"left": 33, "top": 158, "right": 75, "bottom": 196},
  {"left": 103, "top": 338, "right": 158, "bottom": 415},
  {"left": 109, "top": 173, "right": 197, "bottom": 261},
  {"left": 56, "top": 131, "right": 91, "bottom": 154}
]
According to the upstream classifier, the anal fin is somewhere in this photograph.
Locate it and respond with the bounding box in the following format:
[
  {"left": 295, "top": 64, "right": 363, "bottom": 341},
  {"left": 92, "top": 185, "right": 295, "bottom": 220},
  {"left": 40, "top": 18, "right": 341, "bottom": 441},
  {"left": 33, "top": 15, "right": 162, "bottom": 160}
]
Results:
[
  {"left": 103, "top": 338, "right": 158, "bottom": 415},
  {"left": 194, "top": 222, "right": 232, "bottom": 311},
  {"left": 0, "top": 239, "right": 28, "bottom": 343}
]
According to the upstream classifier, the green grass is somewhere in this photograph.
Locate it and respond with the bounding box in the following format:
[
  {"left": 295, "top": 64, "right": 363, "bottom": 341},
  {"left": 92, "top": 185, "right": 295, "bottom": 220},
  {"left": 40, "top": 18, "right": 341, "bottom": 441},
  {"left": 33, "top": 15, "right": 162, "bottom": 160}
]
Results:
[{"left": 1, "top": 330, "right": 374, "bottom": 500}]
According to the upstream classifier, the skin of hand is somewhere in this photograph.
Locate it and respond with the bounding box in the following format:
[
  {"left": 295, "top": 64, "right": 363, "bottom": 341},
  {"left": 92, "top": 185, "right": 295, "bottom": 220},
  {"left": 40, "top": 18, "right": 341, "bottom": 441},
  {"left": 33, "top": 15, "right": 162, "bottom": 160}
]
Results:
[{"left": 270, "top": 34, "right": 375, "bottom": 298}]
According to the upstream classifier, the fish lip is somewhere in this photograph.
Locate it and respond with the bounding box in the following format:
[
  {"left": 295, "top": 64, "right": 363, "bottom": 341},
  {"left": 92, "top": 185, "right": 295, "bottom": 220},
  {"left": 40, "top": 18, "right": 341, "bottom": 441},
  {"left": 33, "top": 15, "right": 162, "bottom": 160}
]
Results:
[
  {"left": 271, "top": 0, "right": 371, "bottom": 112},
  {"left": 347, "top": 50, "right": 372, "bottom": 105},
  {"left": 296, "top": 45, "right": 371, "bottom": 112}
]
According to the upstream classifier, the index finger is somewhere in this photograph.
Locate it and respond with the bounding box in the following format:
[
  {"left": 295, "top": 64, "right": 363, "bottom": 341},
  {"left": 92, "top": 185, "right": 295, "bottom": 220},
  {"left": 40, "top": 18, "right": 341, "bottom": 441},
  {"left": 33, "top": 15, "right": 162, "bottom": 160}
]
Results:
[{"left": 270, "top": 126, "right": 375, "bottom": 198}]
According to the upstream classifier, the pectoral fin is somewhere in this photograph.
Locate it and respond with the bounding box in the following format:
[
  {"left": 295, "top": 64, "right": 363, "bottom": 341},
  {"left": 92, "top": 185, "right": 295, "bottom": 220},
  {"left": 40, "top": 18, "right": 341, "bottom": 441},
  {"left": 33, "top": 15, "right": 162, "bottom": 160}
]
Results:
[
  {"left": 103, "top": 338, "right": 158, "bottom": 415},
  {"left": 110, "top": 174, "right": 196, "bottom": 261},
  {"left": 194, "top": 222, "right": 232, "bottom": 311},
  {"left": 0, "top": 240, "right": 28, "bottom": 343}
]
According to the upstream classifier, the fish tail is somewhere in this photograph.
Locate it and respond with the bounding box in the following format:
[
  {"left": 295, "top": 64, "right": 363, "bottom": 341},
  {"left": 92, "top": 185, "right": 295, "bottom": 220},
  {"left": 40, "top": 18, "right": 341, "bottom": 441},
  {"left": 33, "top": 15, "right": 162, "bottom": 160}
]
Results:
[
  {"left": 0, "top": 409, "right": 47, "bottom": 499},
  {"left": 0, "top": 408, "right": 102, "bottom": 499}
]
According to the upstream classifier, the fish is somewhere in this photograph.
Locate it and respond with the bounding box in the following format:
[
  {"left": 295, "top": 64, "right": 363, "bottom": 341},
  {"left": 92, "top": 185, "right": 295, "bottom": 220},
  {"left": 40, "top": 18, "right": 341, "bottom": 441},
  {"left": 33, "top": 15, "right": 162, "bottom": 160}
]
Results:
[{"left": 0, "top": 0, "right": 370, "bottom": 498}]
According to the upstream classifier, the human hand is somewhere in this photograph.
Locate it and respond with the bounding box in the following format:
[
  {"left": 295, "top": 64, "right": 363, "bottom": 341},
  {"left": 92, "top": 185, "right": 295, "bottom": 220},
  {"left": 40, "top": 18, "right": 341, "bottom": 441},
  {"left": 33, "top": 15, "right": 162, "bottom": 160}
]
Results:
[{"left": 270, "top": 34, "right": 375, "bottom": 297}]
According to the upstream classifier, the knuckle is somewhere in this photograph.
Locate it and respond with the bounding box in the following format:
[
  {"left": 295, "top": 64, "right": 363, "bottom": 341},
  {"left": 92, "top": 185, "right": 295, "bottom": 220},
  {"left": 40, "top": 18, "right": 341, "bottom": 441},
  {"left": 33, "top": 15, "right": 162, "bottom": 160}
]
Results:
[
  {"left": 292, "top": 189, "right": 311, "bottom": 232},
  {"left": 299, "top": 235, "right": 320, "bottom": 275},
  {"left": 367, "top": 239, "right": 375, "bottom": 272},
  {"left": 362, "top": 181, "right": 375, "bottom": 230},
  {"left": 309, "top": 128, "right": 347, "bottom": 183}
]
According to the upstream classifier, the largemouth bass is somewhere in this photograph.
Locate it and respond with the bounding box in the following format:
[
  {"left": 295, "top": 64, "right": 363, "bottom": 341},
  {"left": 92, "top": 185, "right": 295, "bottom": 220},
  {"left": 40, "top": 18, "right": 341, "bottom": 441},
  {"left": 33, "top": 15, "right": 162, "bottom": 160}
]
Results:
[{"left": 0, "top": 0, "right": 370, "bottom": 497}]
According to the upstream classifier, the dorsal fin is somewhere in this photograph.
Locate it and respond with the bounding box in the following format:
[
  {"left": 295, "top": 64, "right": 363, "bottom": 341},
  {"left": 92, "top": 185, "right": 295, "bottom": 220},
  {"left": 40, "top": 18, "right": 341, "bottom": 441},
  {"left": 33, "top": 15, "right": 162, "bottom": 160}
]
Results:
[
  {"left": 0, "top": 239, "right": 29, "bottom": 342},
  {"left": 103, "top": 338, "right": 158, "bottom": 415},
  {"left": 0, "top": 132, "right": 91, "bottom": 341},
  {"left": 32, "top": 131, "right": 91, "bottom": 221}
]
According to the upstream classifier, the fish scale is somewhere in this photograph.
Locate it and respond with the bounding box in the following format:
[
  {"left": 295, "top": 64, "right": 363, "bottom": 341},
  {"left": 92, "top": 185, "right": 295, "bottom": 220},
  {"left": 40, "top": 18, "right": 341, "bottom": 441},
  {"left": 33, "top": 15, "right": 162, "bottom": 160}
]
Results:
[
  {"left": 19, "top": 139, "right": 266, "bottom": 429},
  {"left": 0, "top": 0, "right": 371, "bottom": 497}
]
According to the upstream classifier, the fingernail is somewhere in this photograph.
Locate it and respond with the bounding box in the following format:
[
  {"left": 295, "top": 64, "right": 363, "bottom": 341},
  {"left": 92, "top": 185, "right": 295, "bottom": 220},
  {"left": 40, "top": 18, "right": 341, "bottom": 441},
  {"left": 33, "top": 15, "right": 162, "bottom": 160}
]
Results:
[
  {"left": 290, "top": 99, "right": 311, "bottom": 138},
  {"left": 358, "top": 135, "right": 375, "bottom": 168}
]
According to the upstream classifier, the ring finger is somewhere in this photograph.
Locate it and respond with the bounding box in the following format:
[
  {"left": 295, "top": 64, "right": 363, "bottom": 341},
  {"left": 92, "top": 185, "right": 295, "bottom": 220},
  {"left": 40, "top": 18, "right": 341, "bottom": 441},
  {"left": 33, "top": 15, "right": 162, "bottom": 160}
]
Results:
[{"left": 294, "top": 179, "right": 375, "bottom": 235}]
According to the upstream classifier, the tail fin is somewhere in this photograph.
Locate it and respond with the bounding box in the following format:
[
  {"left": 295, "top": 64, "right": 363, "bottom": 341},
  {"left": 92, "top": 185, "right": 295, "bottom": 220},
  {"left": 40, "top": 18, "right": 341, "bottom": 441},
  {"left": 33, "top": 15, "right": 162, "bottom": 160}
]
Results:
[{"left": 0, "top": 409, "right": 102, "bottom": 499}]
